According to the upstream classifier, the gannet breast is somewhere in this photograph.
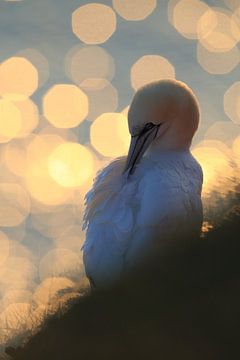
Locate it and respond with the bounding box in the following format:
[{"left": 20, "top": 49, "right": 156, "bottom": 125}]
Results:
[{"left": 82, "top": 151, "right": 203, "bottom": 287}]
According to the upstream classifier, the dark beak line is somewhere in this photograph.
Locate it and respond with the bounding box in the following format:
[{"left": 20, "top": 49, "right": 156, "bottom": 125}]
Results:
[{"left": 124, "top": 124, "right": 160, "bottom": 177}]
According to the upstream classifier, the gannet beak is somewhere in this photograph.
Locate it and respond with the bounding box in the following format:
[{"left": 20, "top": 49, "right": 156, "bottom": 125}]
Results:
[{"left": 124, "top": 123, "right": 160, "bottom": 177}]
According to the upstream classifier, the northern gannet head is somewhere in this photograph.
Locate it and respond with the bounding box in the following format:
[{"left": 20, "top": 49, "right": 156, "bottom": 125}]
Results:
[{"left": 124, "top": 79, "right": 200, "bottom": 176}]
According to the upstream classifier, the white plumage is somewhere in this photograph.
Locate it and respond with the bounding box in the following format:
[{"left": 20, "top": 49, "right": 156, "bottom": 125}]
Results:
[{"left": 82, "top": 80, "right": 203, "bottom": 287}]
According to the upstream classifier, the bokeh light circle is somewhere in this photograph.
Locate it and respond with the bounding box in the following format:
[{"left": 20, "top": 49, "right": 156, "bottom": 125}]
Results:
[
  {"left": 0, "top": 99, "right": 22, "bottom": 143},
  {"left": 0, "top": 231, "right": 10, "bottom": 267},
  {"left": 192, "top": 144, "right": 233, "bottom": 196},
  {"left": 0, "top": 183, "right": 30, "bottom": 226},
  {"left": 112, "top": 0, "right": 156, "bottom": 21},
  {"left": 16, "top": 48, "right": 49, "bottom": 88},
  {"left": 197, "top": 8, "right": 238, "bottom": 53},
  {"left": 171, "top": 0, "right": 210, "bottom": 39},
  {"left": 39, "top": 249, "right": 83, "bottom": 281},
  {"left": 33, "top": 277, "right": 75, "bottom": 306},
  {"left": 224, "top": 82, "right": 240, "bottom": 124},
  {"left": 72, "top": 3, "right": 116, "bottom": 44},
  {"left": 43, "top": 84, "right": 88, "bottom": 128},
  {"left": 48, "top": 142, "right": 94, "bottom": 188},
  {"left": 0, "top": 57, "right": 38, "bottom": 97},
  {"left": 66, "top": 45, "right": 115, "bottom": 88},
  {"left": 90, "top": 112, "right": 130, "bottom": 157},
  {"left": 131, "top": 55, "right": 175, "bottom": 91},
  {"left": 197, "top": 42, "right": 240, "bottom": 74},
  {"left": 84, "top": 79, "right": 118, "bottom": 121}
]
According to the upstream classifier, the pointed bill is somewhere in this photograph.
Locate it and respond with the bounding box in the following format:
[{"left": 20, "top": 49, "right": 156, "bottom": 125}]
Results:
[{"left": 124, "top": 123, "right": 160, "bottom": 177}]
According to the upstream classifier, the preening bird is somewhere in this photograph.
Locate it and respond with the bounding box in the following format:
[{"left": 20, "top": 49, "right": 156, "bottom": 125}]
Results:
[{"left": 82, "top": 79, "right": 203, "bottom": 288}]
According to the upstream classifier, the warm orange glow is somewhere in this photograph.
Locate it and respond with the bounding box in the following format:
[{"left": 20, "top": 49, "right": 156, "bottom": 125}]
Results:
[
  {"left": 0, "top": 303, "right": 31, "bottom": 331},
  {"left": 24, "top": 134, "right": 73, "bottom": 205},
  {"left": 1, "top": 290, "right": 32, "bottom": 310},
  {"left": 113, "top": 0, "right": 156, "bottom": 21},
  {"left": 39, "top": 249, "right": 83, "bottom": 281},
  {"left": 25, "top": 174, "right": 73, "bottom": 206},
  {"left": 192, "top": 144, "right": 233, "bottom": 196},
  {"left": 43, "top": 84, "right": 88, "bottom": 128},
  {"left": 121, "top": 105, "right": 130, "bottom": 117},
  {"left": 0, "top": 99, "right": 22, "bottom": 143},
  {"left": 48, "top": 142, "right": 94, "bottom": 188},
  {"left": 0, "top": 183, "right": 30, "bottom": 226},
  {"left": 14, "top": 98, "right": 39, "bottom": 138},
  {"left": 224, "top": 82, "right": 240, "bottom": 124},
  {"left": 232, "top": 136, "right": 240, "bottom": 168},
  {"left": 0, "top": 57, "right": 38, "bottom": 97},
  {"left": 16, "top": 48, "right": 49, "bottom": 87},
  {"left": 90, "top": 112, "right": 130, "bottom": 157},
  {"left": 72, "top": 3, "right": 116, "bottom": 44},
  {"left": 0, "top": 231, "right": 10, "bottom": 267},
  {"left": 131, "top": 55, "right": 175, "bottom": 91},
  {"left": 33, "top": 277, "right": 75, "bottom": 305},
  {"left": 66, "top": 45, "right": 115, "bottom": 88}
]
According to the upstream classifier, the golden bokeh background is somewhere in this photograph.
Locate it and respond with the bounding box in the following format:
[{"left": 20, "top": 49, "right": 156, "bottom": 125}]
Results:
[{"left": 0, "top": 0, "right": 240, "bottom": 350}]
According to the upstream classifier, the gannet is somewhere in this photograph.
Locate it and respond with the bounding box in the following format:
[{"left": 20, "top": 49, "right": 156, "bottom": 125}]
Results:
[{"left": 82, "top": 79, "right": 203, "bottom": 288}]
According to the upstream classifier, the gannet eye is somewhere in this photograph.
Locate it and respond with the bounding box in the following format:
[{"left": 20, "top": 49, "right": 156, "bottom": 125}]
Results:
[
  {"left": 144, "top": 122, "right": 155, "bottom": 131},
  {"left": 132, "top": 122, "right": 156, "bottom": 138},
  {"left": 139, "top": 122, "right": 156, "bottom": 136}
]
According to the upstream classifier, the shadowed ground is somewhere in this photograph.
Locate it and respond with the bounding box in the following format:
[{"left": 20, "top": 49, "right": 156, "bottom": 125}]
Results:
[{"left": 6, "top": 193, "right": 240, "bottom": 360}]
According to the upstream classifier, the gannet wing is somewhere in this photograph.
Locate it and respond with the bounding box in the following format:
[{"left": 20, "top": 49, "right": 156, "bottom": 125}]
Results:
[
  {"left": 125, "top": 162, "right": 203, "bottom": 265},
  {"left": 82, "top": 157, "right": 136, "bottom": 287}
]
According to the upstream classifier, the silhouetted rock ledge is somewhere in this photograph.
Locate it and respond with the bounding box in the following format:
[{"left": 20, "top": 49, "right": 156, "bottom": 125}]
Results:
[{"left": 7, "top": 202, "right": 240, "bottom": 360}]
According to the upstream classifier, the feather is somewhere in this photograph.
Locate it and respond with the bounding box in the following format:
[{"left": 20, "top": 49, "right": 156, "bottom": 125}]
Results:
[{"left": 82, "top": 150, "right": 203, "bottom": 287}]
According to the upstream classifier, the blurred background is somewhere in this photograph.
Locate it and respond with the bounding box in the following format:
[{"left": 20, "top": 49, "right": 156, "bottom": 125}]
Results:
[{"left": 0, "top": 0, "right": 240, "bottom": 353}]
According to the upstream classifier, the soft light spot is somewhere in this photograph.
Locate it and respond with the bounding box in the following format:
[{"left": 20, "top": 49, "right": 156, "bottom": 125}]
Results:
[
  {"left": 31, "top": 205, "right": 77, "bottom": 238},
  {"left": 131, "top": 55, "right": 175, "bottom": 91},
  {"left": 33, "top": 277, "right": 75, "bottom": 305},
  {"left": 84, "top": 79, "right": 118, "bottom": 120},
  {"left": 72, "top": 3, "right": 116, "bottom": 44},
  {"left": 0, "top": 99, "right": 22, "bottom": 143},
  {"left": 91, "top": 112, "right": 130, "bottom": 157},
  {"left": 0, "top": 57, "right": 38, "bottom": 97},
  {"left": 66, "top": 45, "right": 115, "bottom": 88},
  {"left": 224, "top": 0, "right": 240, "bottom": 10},
  {"left": 39, "top": 249, "right": 83, "bottom": 281},
  {"left": 53, "top": 225, "right": 85, "bottom": 251},
  {"left": 204, "top": 120, "right": 240, "bottom": 145},
  {"left": 14, "top": 98, "right": 39, "bottom": 138},
  {"left": 232, "top": 136, "right": 240, "bottom": 168},
  {"left": 43, "top": 84, "right": 88, "bottom": 128},
  {"left": 16, "top": 48, "right": 49, "bottom": 88},
  {"left": 197, "top": 42, "right": 240, "bottom": 74},
  {"left": 0, "top": 231, "right": 10, "bottom": 267},
  {"left": 1, "top": 290, "right": 32, "bottom": 310},
  {"left": 224, "top": 82, "right": 240, "bottom": 124},
  {"left": 121, "top": 105, "right": 130, "bottom": 117},
  {"left": 48, "top": 142, "right": 94, "bottom": 188},
  {"left": 112, "top": 0, "right": 156, "bottom": 21},
  {"left": 197, "top": 8, "right": 238, "bottom": 53},
  {"left": 170, "top": 0, "right": 210, "bottom": 39},
  {"left": 25, "top": 175, "right": 73, "bottom": 206},
  {"left": 0, "top": 303, "right": 31, "bottom": 331},
  {"left": 192, "top": 144, "right": 233, "bottom": 197},
  {"left": 0, "top": 183, "right": 30, "bottom": 227}
]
